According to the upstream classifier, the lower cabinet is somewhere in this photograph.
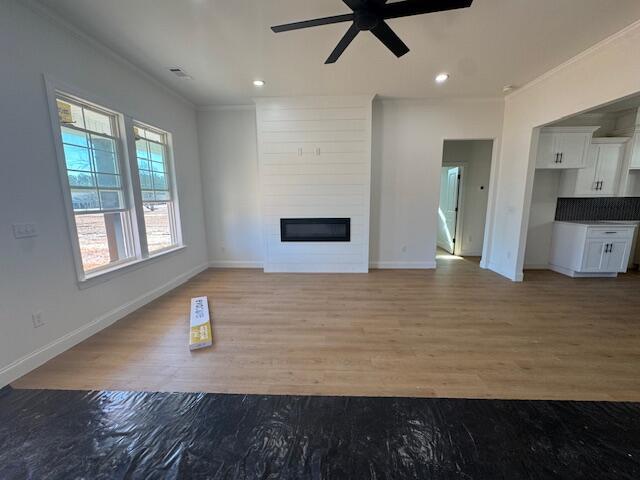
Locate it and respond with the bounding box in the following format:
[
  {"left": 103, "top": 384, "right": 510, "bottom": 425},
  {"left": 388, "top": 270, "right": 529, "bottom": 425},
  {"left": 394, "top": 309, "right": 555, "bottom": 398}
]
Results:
[{"left": 549, "top": 222, "right": 636, "bottom": 277}]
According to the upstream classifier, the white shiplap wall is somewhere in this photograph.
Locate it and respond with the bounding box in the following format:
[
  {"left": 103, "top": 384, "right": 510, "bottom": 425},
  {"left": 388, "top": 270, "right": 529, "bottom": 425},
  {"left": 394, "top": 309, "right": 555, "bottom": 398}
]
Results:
[{"left": 255, "top": 96, "right": 374, "bottom": 272}]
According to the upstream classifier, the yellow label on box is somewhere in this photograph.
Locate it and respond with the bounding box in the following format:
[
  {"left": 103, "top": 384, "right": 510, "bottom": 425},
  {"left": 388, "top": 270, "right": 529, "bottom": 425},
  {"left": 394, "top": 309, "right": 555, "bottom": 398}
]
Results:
[
  {"left": 57, "top": 99, "right": 73, "bottom": 124},
  {"left": 189, "top": 296, "right": 212, "bottom": 350}
]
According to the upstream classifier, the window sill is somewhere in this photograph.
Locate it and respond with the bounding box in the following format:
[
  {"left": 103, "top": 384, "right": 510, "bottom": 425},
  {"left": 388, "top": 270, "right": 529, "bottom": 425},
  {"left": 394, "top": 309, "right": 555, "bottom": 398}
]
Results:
[{"left": 77, "top": 244, "right": 186, "bottom": 290}]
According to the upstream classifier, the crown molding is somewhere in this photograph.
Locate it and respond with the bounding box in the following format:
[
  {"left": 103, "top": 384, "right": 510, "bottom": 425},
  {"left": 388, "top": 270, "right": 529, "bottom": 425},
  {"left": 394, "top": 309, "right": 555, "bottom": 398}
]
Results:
[
  {"left": 23, "top": 0, "right": 196, "bottom": 110},
  {"left": 506, "top": 18, "right": 640, "bottom": 101}
]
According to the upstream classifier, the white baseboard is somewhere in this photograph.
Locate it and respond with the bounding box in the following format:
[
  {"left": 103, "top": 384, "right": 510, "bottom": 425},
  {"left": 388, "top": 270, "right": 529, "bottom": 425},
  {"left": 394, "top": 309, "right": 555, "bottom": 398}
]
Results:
[
  {"left": 369, "top": 261, "right": 437, "bottom": 269},
  {"left": 0, "top": 262, "right": 209, "bottom": 388},
  {"left": 487, "top": 261, "right": 523, "bottom": 282},
  {"left": 209, "top": 260, "right": 263, "bottom": 268}
]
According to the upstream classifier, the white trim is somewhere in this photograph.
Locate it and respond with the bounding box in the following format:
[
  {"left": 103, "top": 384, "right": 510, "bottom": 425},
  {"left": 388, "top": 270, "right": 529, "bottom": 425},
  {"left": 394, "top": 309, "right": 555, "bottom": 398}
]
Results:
[
  {"left": 44, "top": 76, "right": 186, "bottom": 285},
  {"left": 369, "top": 261, "right": 437, "bottom": 269},
  {"left": 24, "top": 0, "right": 195, "bottom": 109},
  {"left": 79, "top": 245, "right": 187, "bottom": 289},
  {"left": 0, "top": 262, "right": 209, "bottom": 388},
  {"left": 486, "top": 261, "right": 523, "bottom": 282},
  {"left": 507, "top": 18, "right": 640, "bottom": 100},
  {"left": 209, "top": 260, "right": 264, "bottom": 268}
]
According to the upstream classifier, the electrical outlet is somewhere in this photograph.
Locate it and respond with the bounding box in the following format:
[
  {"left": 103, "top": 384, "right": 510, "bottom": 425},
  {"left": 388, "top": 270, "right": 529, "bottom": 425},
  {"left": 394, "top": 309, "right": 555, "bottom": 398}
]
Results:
[
  {"left": 13, "top": 223, "right": 38, "bottom": 239},
  {"left": 32, "top": 311, "right": 45, "bottom": 328}
]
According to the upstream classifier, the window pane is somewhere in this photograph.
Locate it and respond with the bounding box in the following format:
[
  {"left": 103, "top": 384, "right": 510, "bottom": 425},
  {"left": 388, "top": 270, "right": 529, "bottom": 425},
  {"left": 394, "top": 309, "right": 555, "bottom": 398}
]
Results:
[
  {"left": 94, "top": 149, "right": 117, "bottom": 174},
  {"left": 136, "top": 139, "right": 149, "bottom": 159},
  {"left": 84, "top": 108, "right": 113, "bottom": 136},
  {"left": 151, "top": 160, "right": 165, "bottom": 173},
  {"left": 97, "top": 173, "right": 121, "bottom": 188},
  {"left": 155, "top": 191, "right": 171, "bottom": 201},
  {"left": 152, "top": 172, "right": 168, "bottom": 190},
  {"left": 68, "top": 171, "right": 95, "bottom": 188},
  {"left": 143, "top": 203, "right": 175, "bottom": 252},
  {"left": 137, "top": 158, "right": 150, "bottom": 171},
  {"left": 149, "top": 142, "right": 164, "bottom": 162},
  {"left": 142, "top": 191, "right": 155, "bottom": 202},
  {"left": 63, "top": 144, "right": 92, "bottom": 171},
  {"left": 74, "top": 212, "right": 133, "bottom": 272},
  {"left": 145, "top": 130, "right": 163, "bottom": 143},
  {"left": 91, "top": 135, "right": 115, "bottom": 153},
  {"left": 61, "top": 127, "right": 88, "bottom": 147},
  {"left": 99, "top": 190, "right": 124, "bottom": 210},
  {"left": 71, "top": 189, "right": 100, "bottom": 211},
  {"left": 139, "top": 170, "right": 153, "bottom": 189}
]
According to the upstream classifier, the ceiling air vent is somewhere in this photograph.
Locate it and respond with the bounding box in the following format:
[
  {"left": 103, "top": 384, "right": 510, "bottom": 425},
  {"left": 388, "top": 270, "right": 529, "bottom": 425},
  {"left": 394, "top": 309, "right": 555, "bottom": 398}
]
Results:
[{"left": 168, "top": 67, "right": 193, "bottom": 80}]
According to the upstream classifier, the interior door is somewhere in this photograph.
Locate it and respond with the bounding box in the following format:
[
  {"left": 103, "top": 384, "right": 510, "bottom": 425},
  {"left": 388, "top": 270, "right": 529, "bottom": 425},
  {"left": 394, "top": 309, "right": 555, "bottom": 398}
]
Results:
[{"left": 437, "top": 166, "right": 460, "bottom": 254}]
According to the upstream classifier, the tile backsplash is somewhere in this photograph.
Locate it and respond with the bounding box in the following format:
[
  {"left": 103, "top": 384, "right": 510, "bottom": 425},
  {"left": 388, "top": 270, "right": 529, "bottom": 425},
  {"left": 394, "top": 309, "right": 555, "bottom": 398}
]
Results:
[{"left": 555, "top": 197, "right": 640, "bottom": 221}]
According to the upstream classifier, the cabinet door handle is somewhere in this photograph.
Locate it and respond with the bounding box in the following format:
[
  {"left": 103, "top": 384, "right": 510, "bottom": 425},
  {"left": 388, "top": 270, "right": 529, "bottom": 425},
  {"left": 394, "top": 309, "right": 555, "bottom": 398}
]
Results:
[
  {"left": 600, "top": 180, "right": 604, "bottom": 190},
  {"left": 559, "top": 152, "right": 563, "bottom": 163},
  {"left": 604, "top": 243, "right": 609, "bottom": 253}
]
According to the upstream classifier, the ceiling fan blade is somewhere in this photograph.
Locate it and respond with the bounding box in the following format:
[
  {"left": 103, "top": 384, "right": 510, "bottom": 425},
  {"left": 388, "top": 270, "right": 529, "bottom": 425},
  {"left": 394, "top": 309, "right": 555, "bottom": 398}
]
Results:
[
  {"left": 371, "top": 21, "right": 409, "bottom": 58},
  {"left": 271, "top": 13, "right": 354, "bottom": 33},
  {"left": 325, "top": 23, "right": 360, "bottom": 64},
  {"left": 382, "top": 0, "right": 472, "bottom": 20},
  {"left": 342, "top": 0, "right": 387, "bottom": 10}
]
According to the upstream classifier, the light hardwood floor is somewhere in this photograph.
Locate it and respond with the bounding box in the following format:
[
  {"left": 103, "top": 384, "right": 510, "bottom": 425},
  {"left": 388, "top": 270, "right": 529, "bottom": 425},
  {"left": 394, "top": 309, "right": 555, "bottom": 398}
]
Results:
[{"left": 13, "top": 256, "right": 640, "bottom": 401}]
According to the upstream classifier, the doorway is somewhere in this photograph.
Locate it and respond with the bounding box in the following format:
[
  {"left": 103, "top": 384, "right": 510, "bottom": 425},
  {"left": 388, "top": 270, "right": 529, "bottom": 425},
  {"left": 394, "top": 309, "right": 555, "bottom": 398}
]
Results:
[
  {"left": 437, "top": 139, "right": 494, "bottom": 260},
  {"left": 438, "top": 166, "right": 462, "bottom": 254}
]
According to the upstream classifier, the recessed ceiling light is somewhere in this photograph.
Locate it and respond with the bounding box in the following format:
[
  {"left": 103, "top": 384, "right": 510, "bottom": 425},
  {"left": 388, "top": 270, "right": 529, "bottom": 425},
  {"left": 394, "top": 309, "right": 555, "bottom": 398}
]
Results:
[
  {"left": 253, "top": 80, "right": 265, "bottom": 87},
  {"left": 435, "top": 73, "right": 449, "bottom": 84}
]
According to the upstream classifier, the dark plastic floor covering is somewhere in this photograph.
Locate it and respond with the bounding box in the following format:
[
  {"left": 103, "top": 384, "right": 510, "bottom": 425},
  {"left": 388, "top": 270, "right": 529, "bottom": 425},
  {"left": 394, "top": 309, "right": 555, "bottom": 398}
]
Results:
[{"left": 1, "top": 388, "right": 639, "bottom": 479}]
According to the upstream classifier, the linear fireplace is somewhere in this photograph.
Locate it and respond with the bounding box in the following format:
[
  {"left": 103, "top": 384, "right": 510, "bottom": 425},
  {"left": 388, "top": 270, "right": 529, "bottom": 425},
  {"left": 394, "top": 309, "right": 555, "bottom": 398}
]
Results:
[{"left": 280, "top": 218, "right": 350, "bottom": 242}]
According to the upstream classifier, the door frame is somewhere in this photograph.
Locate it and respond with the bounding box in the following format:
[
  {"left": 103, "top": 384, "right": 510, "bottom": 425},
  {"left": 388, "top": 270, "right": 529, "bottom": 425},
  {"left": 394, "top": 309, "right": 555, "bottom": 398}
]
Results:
[{"left": 439, "top": 163, "right": 466, "bottom": 256}]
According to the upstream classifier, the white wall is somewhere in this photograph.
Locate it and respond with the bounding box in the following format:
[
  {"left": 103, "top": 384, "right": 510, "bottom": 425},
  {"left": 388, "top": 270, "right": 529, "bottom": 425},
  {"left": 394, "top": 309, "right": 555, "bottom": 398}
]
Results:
[
  {"left": 200, "top": 99, "right": 504, "bottom": 270},
  {"left": 0, "top": 0, "right": 208, "bottom": 386},
  {"left": 198, "top": 107, "right": 262, "bottom": 267},
  {"left": 442, "top": 140, "right": 493, "bottom": 256},
  {"left": 255, "top": 96, "right": 373, "bottom": 273},
  {"left": 488, "top": 19, "right": 640, "bottom": 281},
  {"left": 370, "top": 99, "right": 504, "bottom": 268},
  {"left": 524, "top": 170, "right": 562, "bottom": 268}
]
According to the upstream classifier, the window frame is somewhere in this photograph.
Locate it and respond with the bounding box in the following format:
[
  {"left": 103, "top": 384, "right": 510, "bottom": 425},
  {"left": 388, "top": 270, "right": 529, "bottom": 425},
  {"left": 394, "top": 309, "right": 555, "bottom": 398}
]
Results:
[
  {"left": 45, "top": 76, "right": 185, "bottom": 286},
  {"left": 131, "top": 120, "right": 183, "bottom": 256}
]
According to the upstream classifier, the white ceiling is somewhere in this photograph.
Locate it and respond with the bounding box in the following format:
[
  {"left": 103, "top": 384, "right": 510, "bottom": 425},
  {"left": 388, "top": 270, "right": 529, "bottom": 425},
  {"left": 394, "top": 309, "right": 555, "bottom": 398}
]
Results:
[{"left": 37, "top": 0, "right": 640, "bottom": 106}]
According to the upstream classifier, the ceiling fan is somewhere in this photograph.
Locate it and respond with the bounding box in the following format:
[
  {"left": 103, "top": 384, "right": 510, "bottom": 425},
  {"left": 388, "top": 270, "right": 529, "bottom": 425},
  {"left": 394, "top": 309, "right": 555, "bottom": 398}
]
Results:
[{"left": 271, "top": 0, "right": 473, "bottom": 64}]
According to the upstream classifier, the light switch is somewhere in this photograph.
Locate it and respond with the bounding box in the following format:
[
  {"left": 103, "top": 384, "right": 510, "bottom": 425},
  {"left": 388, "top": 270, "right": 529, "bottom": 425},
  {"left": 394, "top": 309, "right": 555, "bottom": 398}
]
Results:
[{"left": 12, "top": 223, "right": 38, "bottom": 239}]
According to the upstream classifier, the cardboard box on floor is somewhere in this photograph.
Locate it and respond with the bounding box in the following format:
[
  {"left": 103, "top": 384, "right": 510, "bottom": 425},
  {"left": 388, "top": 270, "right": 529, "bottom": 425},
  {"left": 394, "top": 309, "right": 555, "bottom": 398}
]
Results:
[{"left": 189, "top": 296, "right": 212, "bottom": 350}]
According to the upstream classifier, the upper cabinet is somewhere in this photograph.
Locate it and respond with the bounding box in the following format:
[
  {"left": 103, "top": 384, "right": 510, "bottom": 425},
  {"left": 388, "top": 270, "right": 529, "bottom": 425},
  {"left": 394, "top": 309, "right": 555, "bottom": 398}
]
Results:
[
  {"left": 535, "top": 127, "right": 599, "bottom": 169},
  {"left": 559, "top": 138, "right": 628, "bottom": 197},
  {"left": 628, "top": 129, "right": 640, "bottom": 169}
]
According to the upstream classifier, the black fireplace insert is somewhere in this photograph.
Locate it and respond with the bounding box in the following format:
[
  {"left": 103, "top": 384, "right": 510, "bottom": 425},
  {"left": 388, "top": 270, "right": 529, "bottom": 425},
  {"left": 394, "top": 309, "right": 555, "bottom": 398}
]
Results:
[{"left": 280, "top": 218, "right": 350, "bottom": 242}]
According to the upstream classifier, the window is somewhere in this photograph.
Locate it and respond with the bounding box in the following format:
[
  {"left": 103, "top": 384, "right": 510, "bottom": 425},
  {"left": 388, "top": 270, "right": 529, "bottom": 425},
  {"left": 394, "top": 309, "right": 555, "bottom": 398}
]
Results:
[
  {"left": 134, "top": 125, "right": 178, "bottom": 253},
  {"left": 51, "top": 89, "right": 182, "bottom": 282}
]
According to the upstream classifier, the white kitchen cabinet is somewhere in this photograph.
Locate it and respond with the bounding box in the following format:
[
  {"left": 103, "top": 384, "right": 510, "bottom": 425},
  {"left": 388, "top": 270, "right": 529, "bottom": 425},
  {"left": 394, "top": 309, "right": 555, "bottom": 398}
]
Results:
[
  {"left": 535, "top": 127, "right": 598, "bottom": 169},
  {"left": 629, "top": 130, "right": 640, "bottom": 169},
  {"left": 559, "top": 138, "right": 628, "bottom": 197},
  {"left": 549, "top": 222, "right": 636, "bottom": 277}
]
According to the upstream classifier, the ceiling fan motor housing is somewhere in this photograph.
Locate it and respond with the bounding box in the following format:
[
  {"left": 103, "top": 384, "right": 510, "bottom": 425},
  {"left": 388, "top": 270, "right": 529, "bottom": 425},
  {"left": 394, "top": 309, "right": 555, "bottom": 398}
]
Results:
[{"left": 354, "top": 10, "right": 380, "bottom": 31}]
